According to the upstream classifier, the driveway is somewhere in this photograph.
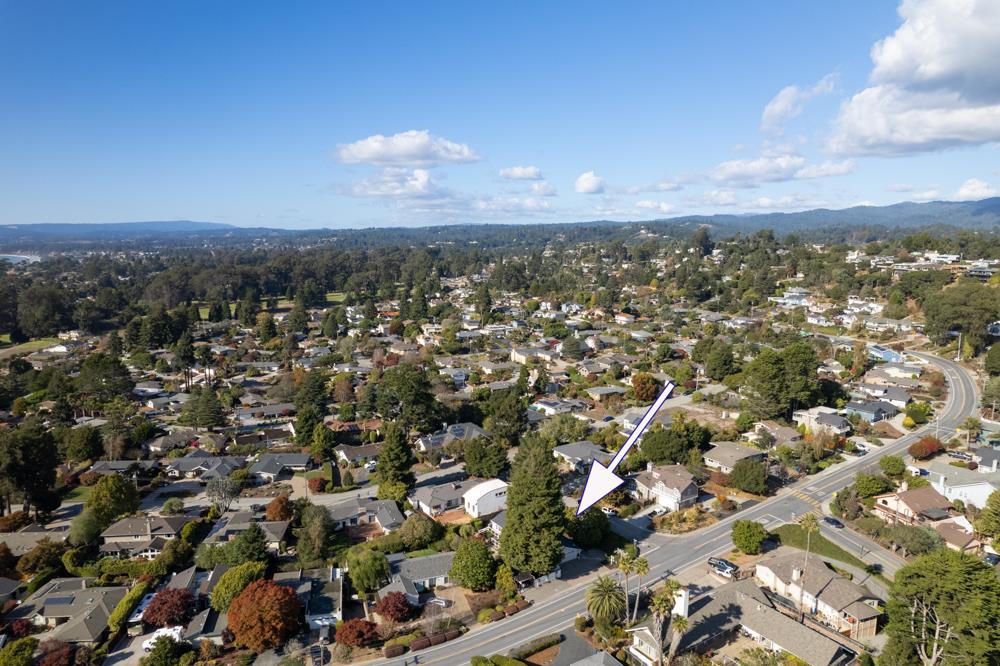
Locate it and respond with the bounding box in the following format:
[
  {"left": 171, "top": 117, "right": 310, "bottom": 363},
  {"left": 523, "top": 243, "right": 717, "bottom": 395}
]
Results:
[{"left": 104, "top": 632, "right": 147, "bottom": 666}]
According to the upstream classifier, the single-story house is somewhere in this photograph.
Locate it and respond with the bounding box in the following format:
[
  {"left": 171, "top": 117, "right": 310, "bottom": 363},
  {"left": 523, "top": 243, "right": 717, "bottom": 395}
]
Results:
[
  {"left": 703, "top": 441, "right": 766, "bottom": 474},
  {"left": 415, "top": 423, "right": 489, "bottom": 454},
  {"left": 5, "top": 578, "right": 128, "bottom": 645},
  {"left": 844, "top": 400, "right": 899, "bottom": 423},
  {"left": 203, "top": 511, "right": 289, "bottom": 551},
  {"left": 249, "top": 453, "right": 313, "bottom": 483},
  {"left": 552, "top": 441, "right": 611, "bottom": 473},
  {"left": 462, "top": 479, "right": 509, "bottom": 518},
  {"left": 410, "top": 479, "right": 481, "bottom": 516},
  {"left": 328, "top": 498, "right": 404, "bottom": 534},
  {"left": 378, "top": 552, "right": 455, "bottom": 606}
]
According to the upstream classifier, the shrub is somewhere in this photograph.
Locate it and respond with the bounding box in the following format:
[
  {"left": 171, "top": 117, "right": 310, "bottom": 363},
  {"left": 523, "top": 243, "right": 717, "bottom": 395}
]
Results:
[
  {"left": 108, "top": 580, "right": 152, "bottom": 633},
  {"left": 210, "top": 561, "right": 267, "bottom": 612},
  {"left": 0, "top": 511, "right": 30, "bottom": 533},
  {"left": 334, "top": 619, "right": 378, "bottom": 648},
  {"left": 307, "top": 477, "right": 327, "bottom": 494},
  {"left": 0, "top": 637, "right": 39, "bottom": 666},
  {"left": 908, "top": 436, "right": 943, "bottom": 460},
  {"left": 383, "top": 646, "right": 406, "bottom": 658},
  {"left": 78, "top": 472, "right": 100, "bottom": 487},
  {"left": 161, "top": 498, "right": 185, "bottom": 515},
  {"left": 731, "top": 520, "right": 768, "bottom": 555},
  {"left": 428, "top": 633, "right": 446, "bottom": 646},
  {"left": 508, "top": 634, "right": 563, "bottom": 661},
  {"left": 409, "top": 637, "right": 431, "bottom": 651},
  {"left": 504, "top": 605, "right": 519, "bottom": 616},
  {"left": 477, "top": 608, "right": 496, "bottom": 623},
  {"left": 574, "top": 616, "right": 590, "bottom": 632},
  {"left": 373, "top": 591, "right": 413, "bottom": 622},
  {"left": 489, "top": 611, "right": 505, "bottom": 622}
]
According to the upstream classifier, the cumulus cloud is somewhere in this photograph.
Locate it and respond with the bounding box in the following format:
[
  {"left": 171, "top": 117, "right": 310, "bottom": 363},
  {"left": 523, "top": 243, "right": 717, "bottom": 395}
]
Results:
[
  {"left": 635, "top": 200, "right": 675, "bottom": 214},
  {"left": 952, "top": 178, "right": 997, "bottom": 201},
  {"left": 701, "top": 190, "right": 739, "bottom": 206},
  {"left": 627, "top": 178, "right": 683, "bottom": 194},
  {"left": 710, "top": 154, "right": 805, "bottom": 185},
  {"left": 348, "top": 168, "right": 442, "bottom": 198},
  {"left": 499, "top": 165, "right": 543, "bottom": 180},
  {"left": 530, "top": 181, "right": 558, "bottom": 197},
  {"left": 761, "top": 73, "right": 837, "bottom": 134},
  {"left": 574, "top": 171, "right": 606, "bottom": 194},
  {"left": 910, "top": 189, "right": 940, "bottom": 201},
  {"left": 828, "top": 0, "right": 1000, "bottom": 156},
  {"left": 336, "top": 129, "right": 478, "bottom": 166}
]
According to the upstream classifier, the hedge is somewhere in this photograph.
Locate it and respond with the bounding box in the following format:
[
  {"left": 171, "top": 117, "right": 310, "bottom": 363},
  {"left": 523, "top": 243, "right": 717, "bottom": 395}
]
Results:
[
  {"left": 409, "top": 638, "right": 431, "bottom": 651},
  {"left": 489, "top": 611, "right": 505, "bottom": 623},
  {"left": 428, "top": 634, "right": 446, "bottom": 646},
  {"left": 108, "top": 580, "right": 152, "bottom": 633},
  {"left": 383, "top": 646, "right": 406, "bottom": 658},
  {"left": 24, "top": 568, "right": 59, "bottom": 596},
  {"left": 444, "top": 629, "right": 461, "bottom": 641},
  {"left": 508, "top": 634, "right": 562, "bottom": 661},
  {"left": 504, "top": 605, "right": 519, "bottom": 616},
  {"left": 514, "top": 599, "right": 531, "bottom": 610}
]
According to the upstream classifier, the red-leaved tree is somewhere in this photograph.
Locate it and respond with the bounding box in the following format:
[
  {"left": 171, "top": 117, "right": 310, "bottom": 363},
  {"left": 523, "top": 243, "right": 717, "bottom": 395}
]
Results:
[
  {"left": 907, "top": 436, "right": 943, "bottom": 460},
  {"left": 143, "top": 588, "right": 195, "bottom": 627},
  {"left": 373, "top": 592, "right": 413, "bottom": 622},
  {"left": 265, "top": 494, "right": 293, "bottom": 521},
  {"left": 228, "top": 579, "right": 302, "bottom": 653},
  {"left": 334, "top": 619, "right": 378, "bottom": 647}
]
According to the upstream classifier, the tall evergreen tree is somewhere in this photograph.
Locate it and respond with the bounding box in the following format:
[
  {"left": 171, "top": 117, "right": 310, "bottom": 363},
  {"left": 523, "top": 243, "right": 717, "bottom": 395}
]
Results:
[
  {"left": 500, "top": 435, "right": 564, "bottom": 575},
  {"left": 374, "top": 421, "right": 414, "bottom": 490},
  {"left": 463, "top": 437, "right": 509, "bottom": 478}
]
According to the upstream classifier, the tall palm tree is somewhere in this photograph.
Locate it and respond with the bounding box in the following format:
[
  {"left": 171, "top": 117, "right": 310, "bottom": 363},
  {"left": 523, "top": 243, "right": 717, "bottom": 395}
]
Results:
[
  {"left": 798, "top": 512, "right": 819, "bottom": 619},
  {"left": 612, "top": 548, "right": 636, "bottom": 620},
  {"left": 586, "top": 575, "right": 626, "bottom": 626},
  {"left": 667, "top": 614, "right": 689, "bottom": 664},
  {"left": 649, "top": 581, "right": 678, "bottom": 666},
  {"left": 631, "top": 557, "right": 650, "bottom": 623}
]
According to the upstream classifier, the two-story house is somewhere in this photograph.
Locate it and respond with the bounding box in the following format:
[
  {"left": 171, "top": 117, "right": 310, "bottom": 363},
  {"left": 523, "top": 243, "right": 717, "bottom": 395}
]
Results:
[{"left": 633, "top": 463, "right": 699, "bottom": 512}]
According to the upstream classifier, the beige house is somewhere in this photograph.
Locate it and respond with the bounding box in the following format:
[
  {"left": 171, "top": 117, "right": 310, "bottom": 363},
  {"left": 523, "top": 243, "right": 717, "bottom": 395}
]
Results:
[
  {"left": 755, "top": 554, "right": 881, "bottom": 641},
  {"left": 872, "top": 485, "right": 951, "bottom": 526},
  {"left": 632, "top": 463, "right": 698, "bottom": 512}
]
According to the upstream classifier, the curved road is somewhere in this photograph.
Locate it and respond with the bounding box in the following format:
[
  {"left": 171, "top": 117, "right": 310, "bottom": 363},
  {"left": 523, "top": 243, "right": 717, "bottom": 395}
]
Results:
[{"left": 382, "top": 352, "right": 978, "bottom": 666}]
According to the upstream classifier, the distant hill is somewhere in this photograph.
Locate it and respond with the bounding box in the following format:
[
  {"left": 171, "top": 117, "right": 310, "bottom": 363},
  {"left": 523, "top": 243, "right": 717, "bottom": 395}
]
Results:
[
  {"left": 0, "top": 220, "right": 236, "bottom": 241},
  {"left": 3, "top": 198, "right": 1000, "bottom": 250}
]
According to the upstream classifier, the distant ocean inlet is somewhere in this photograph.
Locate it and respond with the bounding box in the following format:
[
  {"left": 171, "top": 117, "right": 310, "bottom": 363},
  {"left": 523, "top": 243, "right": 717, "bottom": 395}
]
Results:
[{"left": 0, "top": 254, "right": 38, "bottom": 264}]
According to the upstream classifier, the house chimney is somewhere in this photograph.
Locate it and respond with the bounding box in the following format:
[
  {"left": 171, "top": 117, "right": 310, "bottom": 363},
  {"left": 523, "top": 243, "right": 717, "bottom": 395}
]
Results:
[
  {"left": 646, "top": 462, "right": 653, "bottom": 472},
  {"left": 900, "top": 481, "right": 908, "bottom": 492},
  {"left": 792, "top": 567, "right": 802, "bottom": 582},
  {"left": 672, "top": 586, "right": 690, "bottom": 618}
]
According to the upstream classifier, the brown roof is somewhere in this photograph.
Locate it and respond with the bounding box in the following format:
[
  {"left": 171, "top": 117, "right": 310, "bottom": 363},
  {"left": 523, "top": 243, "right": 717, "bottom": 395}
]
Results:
[
  {"left": 635, "top": 464, "right": 697, "bottom": 493},
  {"left": 895, "top": 486, "right": 952, "bottom": 515},
  {"left": 934, "top": 522, "right": 979, "bottom": 550}
]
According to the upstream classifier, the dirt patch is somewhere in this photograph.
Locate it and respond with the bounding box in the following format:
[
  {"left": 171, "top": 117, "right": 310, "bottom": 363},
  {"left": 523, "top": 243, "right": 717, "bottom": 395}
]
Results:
[
  {"left": 465, "top": 590, "right": 501, "bottom": 616},
  {"left": 525, "top": 644, "right": 561, "bottom": 666},
  {"left": 346, "top": 523, "right": 384, "bottom": 542},
  {"left": 240, "top": 482, "right": 293, "bottom": 498},
  {"left": 435, "top": 508, "right": 473, "bottom": 525},
  {"left": 874, "top": 422, "right": 903, "bottom": 438}
]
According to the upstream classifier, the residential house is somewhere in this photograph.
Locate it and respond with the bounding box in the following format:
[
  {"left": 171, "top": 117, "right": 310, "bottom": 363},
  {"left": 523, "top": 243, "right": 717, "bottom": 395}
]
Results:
[
  {"left": 234, "top": 402, "right": 296, "bottom": 425},
  {"left": 745, "top": 421, "right": 802, "bottom": 447},
  {"left": 552, "top": 441, "right": 611, "bottom": 473},
  {"left": 166, "top": 450, "right": 246, "bottom": 481},
  {"left": 934, "top": 520, "right": 981, "bottom": 555},
  {"left": 844, "top": 400, "right": 899, "bottom": 423},
  {"left": 414, "top": 423, "right": 489, "bottom": 454},
  {"left": 378, "top": 552, "right": 455, "bottom": 606},
  {"left": 855, "top": 384, "right": 911, "bottom": 409},
  {"left": 328, "top": 497, "right": 404, "bottom": 534},
  {"left": 5, "top": 578, "right": 128, "bottom": 645},
  {"left": 462, "top": 479, "right": 508, "bottom": 518},
  {"left": 203, "top": 511, "right": 289, "bottom": 551},
  {"left": 249, "top": 453, "right": 313, "bottom": 483},
  {"left": 633, "top": 463, "right": 699, "bottom": 512},
  {"left": 184, "top": 608, "right": 229, "bottom": 646},
  {"left": 530, "top": 398, "right": 587, "bottom": 416},
  {"left": 872, "top": 484, "right": 952, "bottom": 526},
  {"left": 703, "top": 441, "right": 766, "bottom": 474},
  {"left": 88, "top": 460, "right": 160, "bottom": 477},
  {"left": 793, "top": 406, "right": 851, "bottom": 436},
  {"left": 755, "top": 553, "right": 881, "bottom": 641},
  {"left": 333, "top": 442, "right": 382, "bottom": 466},
  {"left": 867, "top": 345, "right": 904, "bottom": 364},
  {"left": 0, "top": 577, "right": 19, "bottom": 605},
  {"left": 627, "top": 579, "right": 854, "bottom": 666},
  {"left": 585, "top": 386, "right": 627, "bottom": 402},
  {"left": 926, "top": 459, "right": 1000, "bottom": 509},
  {"left": 100, "top": 515, "right": 191, "bottom": 560},
  {"left": 410, "top": 479, "right": 481, "bottom": 516}
]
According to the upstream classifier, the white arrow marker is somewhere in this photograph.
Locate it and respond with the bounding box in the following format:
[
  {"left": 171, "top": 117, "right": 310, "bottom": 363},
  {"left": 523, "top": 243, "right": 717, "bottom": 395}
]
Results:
[{"left": 576, "top": 381, "right": 675, "bottom": 516}]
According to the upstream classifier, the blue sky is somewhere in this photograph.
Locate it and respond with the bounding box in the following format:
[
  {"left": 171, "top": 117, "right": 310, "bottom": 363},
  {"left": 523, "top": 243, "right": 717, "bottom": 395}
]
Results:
[{"left": 1, "top": 0, "right": 998, "bottom": 228}]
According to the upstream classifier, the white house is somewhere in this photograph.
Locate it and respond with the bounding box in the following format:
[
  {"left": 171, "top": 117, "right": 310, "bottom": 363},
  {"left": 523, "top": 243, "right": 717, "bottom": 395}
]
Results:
[
  {"left": 632, "top": 463, "right": 698, "bottom": 512},
  {"left": 462, "top": 479, "right": 509, "bottom": 518},
  {"left": 926, "top": 459, "right": 1000, "bottom": 509}
]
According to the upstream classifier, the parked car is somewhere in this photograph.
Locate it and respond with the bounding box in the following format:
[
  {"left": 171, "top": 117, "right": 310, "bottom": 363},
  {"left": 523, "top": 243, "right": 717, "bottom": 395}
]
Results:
[
  {"left": 708, "top": 557, "right": 738, "bottom": 575},
  {"left": 984, "top": 553, "right": 1000, "bottom": 567},
  {"left": 427, "top": 597, "right": 453, "bottom": 608},
  {"left": 822, "top": 517, "right": 844, "bottom": 528},
  {"left": 601, "top": 507, "right": 618, "bottom": 516},
  {"left": 143, "top": 627, "right": 184, "bottom": 652}
]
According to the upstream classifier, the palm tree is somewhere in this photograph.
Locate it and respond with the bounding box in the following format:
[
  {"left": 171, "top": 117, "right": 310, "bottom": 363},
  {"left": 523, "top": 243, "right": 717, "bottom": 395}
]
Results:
[
  {"left": 798, "top": 512, "right": 819, "bottom": 619},
  {"left": 649, "top": 581, "right": 679, "bottom": 666},
  {"left": 612, "top": 548, "right": 636, "bottom": 620},
  {"left": 666, "top": 614, "right": 689, "bottom": 664},
  {"left": 586, "top": 575, "right": 626, "bottom": 626},
  {"left": 631, "top": 557, "right": 649, "bottom": 623},
  {"left": 962, "top": 416, "right": 982, "bottom": 450}
]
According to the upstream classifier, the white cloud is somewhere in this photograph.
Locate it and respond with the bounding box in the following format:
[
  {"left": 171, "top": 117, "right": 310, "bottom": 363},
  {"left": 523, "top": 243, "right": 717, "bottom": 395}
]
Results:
[
  {"left": 710, "top": 154, "right": 805, "bottom": 185},
  {"left": 530, "top": 181, "right": 558, "bottom": 197},
  {"left": 499, "top": 165, "right": 543, "bottom": 180},
  {"left": 635, "top": 200, "right": 676, "bottom": 214},
  {"left": 348, "top": 168, "right": 441, "bottom": 198},
  {"left": 829, "top": 0, "right": 1000, "bottom": 155},
  {"left": 701, "top": 190, "right": 739, "bottom": 206},
  {"left": 910, "top": 189, "right": 940, "bottom": 201},
  {"left": 742, "top": 194, "right": 823, "bottom": 211},
  {"left": 472, "top": 197, "right": 552, "bottom": 213},
  {"left": 952, "top": 178, "right": 997, "bottom": 201},
  {"left": 626, "top": 177, "right": 683, "bottom": 195},
  {"left": 336, "top": 129, "right": 478, "bottom": 166},
  {"left": 761, "top": 73, "right": 837, "bottom": 134},
  {"left": 793, "top": 160, "right": 856, "bottom": 179},
  {"left": 575, "top": 171, "right": 606, "bottom": 194}
]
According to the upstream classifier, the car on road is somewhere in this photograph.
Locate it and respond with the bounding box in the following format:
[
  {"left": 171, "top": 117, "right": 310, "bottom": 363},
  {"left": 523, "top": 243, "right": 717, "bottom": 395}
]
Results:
[
  {"left": 143, "top": 627, "right": 184, "bottom": 652},
  {"left": 822, "top": 517, "right": 844, "bottom": 528}
]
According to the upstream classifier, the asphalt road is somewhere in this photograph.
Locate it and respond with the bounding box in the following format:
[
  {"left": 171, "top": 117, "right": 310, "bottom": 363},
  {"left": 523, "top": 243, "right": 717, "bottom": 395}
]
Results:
[{"left": 380, "top": 351, "right": 978, "bottom": 666}]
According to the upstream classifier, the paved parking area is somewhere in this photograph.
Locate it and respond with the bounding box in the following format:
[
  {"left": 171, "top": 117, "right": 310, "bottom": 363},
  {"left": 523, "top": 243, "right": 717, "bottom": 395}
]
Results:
[{"left": 104, "top": 632, "right": 147, "bottom": 666}]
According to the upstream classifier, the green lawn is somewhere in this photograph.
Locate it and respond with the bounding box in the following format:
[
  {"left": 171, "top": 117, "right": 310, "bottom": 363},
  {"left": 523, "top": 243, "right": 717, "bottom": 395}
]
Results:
[
  {"left": 296, "top": 462, "right": 333, "bottom": 480},
  {"left": 196, "top": 292, "right": 345, "bottom": 319},
  {"left": 769, "top": 524, "right": 869, "bottom": 571},
  {"left": 406, "top": 548, "right": 438, "bottom": 559},
  {"left": 0, "top": 337, "right": 60, "bottom": 360},
  {"left": 64, "top": 485, "right": 92, "bottom": 502}
]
